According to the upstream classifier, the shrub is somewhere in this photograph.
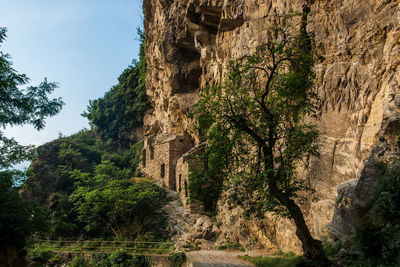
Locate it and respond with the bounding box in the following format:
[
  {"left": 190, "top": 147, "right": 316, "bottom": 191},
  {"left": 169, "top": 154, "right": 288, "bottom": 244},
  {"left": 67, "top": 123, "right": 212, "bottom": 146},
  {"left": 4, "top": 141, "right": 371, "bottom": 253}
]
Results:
[
  {"left": 323, "top": 241, "right": 342, "bottom": 256},
  {"left": 91, "top": 252, "right": 111, "bottom": 267},
  {"left": 107, "top": 249, "right": 151, "bottom": 267},
  {"left": 217, "top": 242, "right": 245, "bottom": 251},
  {"left": 131, "top": 254, "right": 150, "bottom": 267},
  {"left": 168, "top": 252, "right": 186, "bottom": 267},
  {"left": 295, "top": 257, "right": 328, "bottom": 267},
  {"left": 349, "top": 162, "right": 400, "bottom": 266},
  {"left": 49, "top": 255, "right": 64, "bottom": 264},
  {"left": 109, "top": 249, "right": 133, "bottom": 267},
  {"left": 29, "top": 247, "right": 54, "bottom": 263},
  {"left": 239, "top": 254, "right": 300, "bottom": 267},
  {"left": 69, "top": 256, "right": 88, "bottom": 267}
]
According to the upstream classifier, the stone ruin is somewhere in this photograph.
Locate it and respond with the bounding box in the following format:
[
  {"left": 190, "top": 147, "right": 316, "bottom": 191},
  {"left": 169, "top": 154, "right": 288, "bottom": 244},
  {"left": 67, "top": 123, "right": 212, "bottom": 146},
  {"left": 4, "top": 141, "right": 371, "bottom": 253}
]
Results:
[{"left": 142, "top": 133, "right": 205, "bottom": 213}]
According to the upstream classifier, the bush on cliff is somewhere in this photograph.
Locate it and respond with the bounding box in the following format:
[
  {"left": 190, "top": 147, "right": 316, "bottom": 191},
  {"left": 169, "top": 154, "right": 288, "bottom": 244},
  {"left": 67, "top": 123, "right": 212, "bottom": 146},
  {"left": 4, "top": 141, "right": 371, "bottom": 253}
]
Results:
[{"left": 83, "top": 29, "right": 149, "bottom": 146}]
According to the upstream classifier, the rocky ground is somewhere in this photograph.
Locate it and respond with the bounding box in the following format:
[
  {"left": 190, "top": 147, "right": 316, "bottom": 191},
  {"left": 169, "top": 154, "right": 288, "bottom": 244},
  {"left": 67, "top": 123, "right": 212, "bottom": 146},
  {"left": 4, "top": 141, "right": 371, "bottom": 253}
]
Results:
[{"left": 162, "top": 188, "right": 221, "bottom": 251}]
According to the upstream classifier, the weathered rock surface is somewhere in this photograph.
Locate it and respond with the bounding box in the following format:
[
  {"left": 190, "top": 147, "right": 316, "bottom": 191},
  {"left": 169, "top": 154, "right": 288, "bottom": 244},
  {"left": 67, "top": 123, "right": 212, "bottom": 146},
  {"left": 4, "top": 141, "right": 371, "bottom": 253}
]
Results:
[
  {"left": 143, "top": 0, "right": 399, "bottom": 253},
  {"left": 163, "top": 189, "right": 221, "bottom": 251}
]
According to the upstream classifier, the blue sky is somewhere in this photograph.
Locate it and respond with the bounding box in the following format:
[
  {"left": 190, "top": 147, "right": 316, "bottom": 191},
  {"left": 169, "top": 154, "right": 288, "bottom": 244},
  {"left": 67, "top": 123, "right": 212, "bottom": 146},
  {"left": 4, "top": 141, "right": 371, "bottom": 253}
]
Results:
[{"left": 1, "top": 0, "right": 143, "bottom": 146}]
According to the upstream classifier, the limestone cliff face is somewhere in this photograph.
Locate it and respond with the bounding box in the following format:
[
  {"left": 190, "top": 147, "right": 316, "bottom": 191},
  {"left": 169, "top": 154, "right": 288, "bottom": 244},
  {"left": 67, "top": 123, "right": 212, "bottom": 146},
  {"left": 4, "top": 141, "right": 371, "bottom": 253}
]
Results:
[{"left": 143, "top": 0, "right": 399, "bottom": 252}]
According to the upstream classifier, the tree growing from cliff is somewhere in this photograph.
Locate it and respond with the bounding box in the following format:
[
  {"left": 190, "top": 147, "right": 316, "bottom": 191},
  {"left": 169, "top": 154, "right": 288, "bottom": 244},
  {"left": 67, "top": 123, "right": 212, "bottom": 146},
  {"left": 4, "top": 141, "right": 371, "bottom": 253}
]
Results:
[
  {"left": 83, "top": 29, "right": 149, "bottom": 146},
  {"left": 194, "top": 14, "right": 330, "bottom": 264}
]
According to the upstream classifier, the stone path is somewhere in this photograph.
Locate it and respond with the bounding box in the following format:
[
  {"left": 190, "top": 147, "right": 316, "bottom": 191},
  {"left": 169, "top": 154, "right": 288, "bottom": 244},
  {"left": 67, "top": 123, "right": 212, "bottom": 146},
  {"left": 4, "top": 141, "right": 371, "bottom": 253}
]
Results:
[{"left": 187, "top": 251, "right": 255, "bottom": 267}]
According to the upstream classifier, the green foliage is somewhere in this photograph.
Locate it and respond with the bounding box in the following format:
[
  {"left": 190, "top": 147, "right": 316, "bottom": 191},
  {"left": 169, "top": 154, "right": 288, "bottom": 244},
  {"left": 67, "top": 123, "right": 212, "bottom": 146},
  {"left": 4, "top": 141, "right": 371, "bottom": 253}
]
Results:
[
  {"left": 0, "top": 26, "right": 63, "bottom": 256},
  {"left": 107, "top": 249, "right": 150, "bottom": 267},
  {"left": 217, "top": 242, "right": 245, "bottom": 251},
  {"left": 109, "top": 249, "right": 133, "bottom": 266},
  {"left": 273, "top": 251, "right": 296, "bottom": 257},
  {"left": 323, "top": 241, "right": 341, "bottom": 257},
  {"left": 91, "top": 252, "right": 111, "bottom": 267},
  {"left": 192, "top": 15, "right": 319, "bottom": 218},
  {"left": 168, "top": 252, "right": 186, "bottom": 267},
  {"left": 239, "top": 253, "right": 300, "bottom": 267},
  {"left": 294, "top": 257, "right": 327, "bottom": 267},
  {"left": 29, "top": 247, "right": 54, "bottom": 263},
  {"left": 0, "top": 27, "right": 63, "bottom": 168},
  {"left": 240, "top": 253, "right": 326, "bottom": 267},
  {"left": 348, "top": 162, "right": 400, "bottom": 266},
  {"left": 25, "top": 131, "right": 112, "bottom": 238},
  {"left": 192, "top": 15, "right": 329, "bottom": 262},
  {"left": 69, "top": 256, "right": 88, "bottom": 267},
  {"left": 25, "top": 129, "right": 167, "bottom": 241},
  {"left": 0, "top": 172, "right": 46, "bottom": 248},
  {"left": 84, "top": 29, "right": 148, "bottom": 145},
  {"left": 49, "top": 254, "right": 64, "bottom": 264},
  {"left": 70, "top": 160, "right": 168, "bottom": 239},
  {"left": 131, "top": 254, "right": 151, "bottom": 267},
  {"left": 188, "top": 129, "right": 231, "bottom": 211}
]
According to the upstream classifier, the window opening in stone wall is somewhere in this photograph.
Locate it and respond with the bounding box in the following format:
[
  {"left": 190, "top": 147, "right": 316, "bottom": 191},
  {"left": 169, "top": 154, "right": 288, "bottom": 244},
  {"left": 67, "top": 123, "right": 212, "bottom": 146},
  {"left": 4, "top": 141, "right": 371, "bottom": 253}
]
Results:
[
  {"left": 142, "top": 149, "right": 146, "bottom": 167},
  {"left": 184, "top": 180, "right": 188, "bottom": 198},
  {"left": 178, "top": 174, "right": 182, "bottom": 191},
  {"left": 161, "top": 164, "right": 165, "bottom": 178},
  {"left": 150, "top": 146, "right": 154, "bottom": 160}
]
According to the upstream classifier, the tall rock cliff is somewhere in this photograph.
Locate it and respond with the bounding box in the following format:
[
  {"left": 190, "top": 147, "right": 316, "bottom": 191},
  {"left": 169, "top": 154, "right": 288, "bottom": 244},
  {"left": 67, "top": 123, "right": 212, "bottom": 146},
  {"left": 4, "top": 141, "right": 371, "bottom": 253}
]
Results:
[{"left": 142, "top": 0, "right": 399, "bottom": 252}]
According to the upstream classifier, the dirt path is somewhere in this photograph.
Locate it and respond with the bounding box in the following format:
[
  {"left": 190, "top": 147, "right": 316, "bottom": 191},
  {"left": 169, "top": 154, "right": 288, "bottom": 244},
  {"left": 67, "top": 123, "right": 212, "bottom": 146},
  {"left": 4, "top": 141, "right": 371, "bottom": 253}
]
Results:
[{"left": 186, "top": 250, "right": 255, "bottom": 267}]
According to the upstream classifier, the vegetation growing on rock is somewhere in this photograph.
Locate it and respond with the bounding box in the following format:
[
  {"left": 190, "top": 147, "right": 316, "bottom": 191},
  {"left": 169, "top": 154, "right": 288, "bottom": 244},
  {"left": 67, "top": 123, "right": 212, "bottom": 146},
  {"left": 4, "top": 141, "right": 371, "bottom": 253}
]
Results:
[
  {"left": 346, "top": 159, "right": 400, "bottom": 266},
  {"left": 83, "top": 29, "right": 149, "bottom": 146},
  {"left": 22, "top": 27, "right": 169, "bottom": 242},
  {"left": 192, "top": 13, "right": 330, "bottom": 263}
]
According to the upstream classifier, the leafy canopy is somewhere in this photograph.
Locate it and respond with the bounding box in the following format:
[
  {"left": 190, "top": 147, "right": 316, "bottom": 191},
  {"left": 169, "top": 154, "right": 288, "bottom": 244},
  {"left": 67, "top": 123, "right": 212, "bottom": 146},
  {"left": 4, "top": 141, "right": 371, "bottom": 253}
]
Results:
[
  {"left": 0, "top": 27, "right": 64, "bottom": 170},
  {"left": 83, "top": 29, "right": 148, "bottom": 145},
  {"left": 0, "top": 26, "right": 63, "bottom": 248},
  {"left": 193, "top": 14, "right": 329, "bottom": 263},
  {"left": 193, "top": 17, "right": 319, "bottom": 217},
  {"left": 70, "top": 160, "right": 168, "bottom": 239}
]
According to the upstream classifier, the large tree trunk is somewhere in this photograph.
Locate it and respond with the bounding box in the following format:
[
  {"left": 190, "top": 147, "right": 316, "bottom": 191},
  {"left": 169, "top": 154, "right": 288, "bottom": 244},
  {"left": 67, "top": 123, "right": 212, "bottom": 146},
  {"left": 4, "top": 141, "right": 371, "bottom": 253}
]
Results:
[{"left": 279, "top": 194, "right": 331, "bottom": 265}]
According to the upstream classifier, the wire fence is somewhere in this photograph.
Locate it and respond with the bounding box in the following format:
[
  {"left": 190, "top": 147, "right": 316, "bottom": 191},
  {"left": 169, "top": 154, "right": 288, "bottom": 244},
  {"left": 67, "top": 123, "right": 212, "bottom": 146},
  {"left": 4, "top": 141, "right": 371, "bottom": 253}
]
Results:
[{"left": 32, "top": 239, "right": 175, "bottom": 255}]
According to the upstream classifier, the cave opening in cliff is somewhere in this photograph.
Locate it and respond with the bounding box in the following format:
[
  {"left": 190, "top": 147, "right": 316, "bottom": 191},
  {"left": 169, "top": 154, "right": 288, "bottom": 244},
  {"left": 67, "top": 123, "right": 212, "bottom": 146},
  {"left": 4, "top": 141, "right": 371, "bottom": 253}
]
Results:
[{"left": 173, "top": 46, "right": 201, "bottom": 94}]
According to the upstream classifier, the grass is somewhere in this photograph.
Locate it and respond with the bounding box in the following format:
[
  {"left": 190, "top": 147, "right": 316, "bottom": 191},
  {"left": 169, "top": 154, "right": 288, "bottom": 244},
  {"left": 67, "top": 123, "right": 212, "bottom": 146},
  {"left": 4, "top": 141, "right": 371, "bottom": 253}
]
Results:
[
  {"left": 323, "top": 241, "right": 342, "bottom": 256},
  {"left": 217, "top": 242, "right": 245, "bottom": 252},
  {"left": 28, "top": 240, "right": 174, "bottom": 256},
  {"left": 238, "top": 252, "right": 301, "bottom": 267}
]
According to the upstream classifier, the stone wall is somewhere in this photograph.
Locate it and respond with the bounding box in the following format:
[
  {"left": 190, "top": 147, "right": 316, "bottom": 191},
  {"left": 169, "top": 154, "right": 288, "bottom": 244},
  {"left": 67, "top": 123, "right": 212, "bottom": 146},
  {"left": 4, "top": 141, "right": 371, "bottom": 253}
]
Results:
[
  {"left": 175, "top": 146, "right": 205, "bottom": 213},
  {"left": 143, "top": 134, "right": 193, "bottom": 189},
  {"left": 143, "top": 0, "right": 399, "bottom": 252}
]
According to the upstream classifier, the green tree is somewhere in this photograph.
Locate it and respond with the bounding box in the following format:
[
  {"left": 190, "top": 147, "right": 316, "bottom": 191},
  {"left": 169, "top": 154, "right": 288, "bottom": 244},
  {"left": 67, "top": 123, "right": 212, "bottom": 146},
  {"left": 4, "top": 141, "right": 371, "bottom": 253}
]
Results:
[
  {"left": 83, "top": 29, "right": 148, "bottom": 145},
  {"left": 70, "top": 161, "right": 167, "bottom": 239},
  {"left": 0, "top": 27, "right": 63, "bottom": 167},
  {"left": 193, "top": 15, "right": 329, "bottom": 263},
  {"left": 0, "top": 26, "right": 64, "bottom": 262}
]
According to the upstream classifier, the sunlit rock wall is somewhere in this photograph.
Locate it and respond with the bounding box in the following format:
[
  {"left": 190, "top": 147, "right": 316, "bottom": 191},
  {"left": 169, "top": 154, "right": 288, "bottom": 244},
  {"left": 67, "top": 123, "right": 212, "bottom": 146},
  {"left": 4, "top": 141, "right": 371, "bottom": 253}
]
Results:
[{"left": 143, "top": 0, "right": 399, "bottom": 252}]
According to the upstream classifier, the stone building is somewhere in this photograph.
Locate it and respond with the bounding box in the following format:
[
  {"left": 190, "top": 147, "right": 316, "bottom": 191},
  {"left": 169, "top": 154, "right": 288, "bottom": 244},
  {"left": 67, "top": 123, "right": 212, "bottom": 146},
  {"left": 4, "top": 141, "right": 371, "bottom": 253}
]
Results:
[
  {"left": 175, "top": 145, "right": 205, "bottom": 213},
  {"left": 142, "top": 133, "right": 206, "bottom": 213},
  {"left": 142, "top": 133, "right": 193, "bottom": 190}
]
